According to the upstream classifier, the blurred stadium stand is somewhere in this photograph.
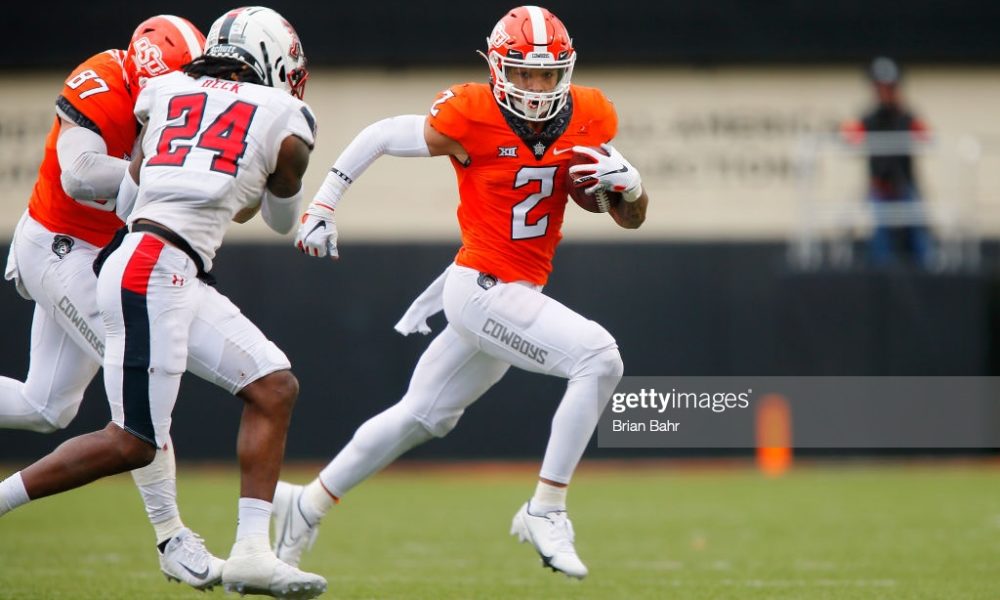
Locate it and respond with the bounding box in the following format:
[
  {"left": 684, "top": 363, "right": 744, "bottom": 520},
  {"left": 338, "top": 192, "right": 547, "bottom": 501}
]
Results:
[{"left": 5, "top": 0, "right": 1000, "bottom": 67}]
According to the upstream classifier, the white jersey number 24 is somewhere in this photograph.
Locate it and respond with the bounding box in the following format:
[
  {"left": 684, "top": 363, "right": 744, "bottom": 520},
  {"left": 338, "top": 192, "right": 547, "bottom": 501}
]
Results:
[{"left": 146, "top": 92, "right": 258, "bottom": 177}]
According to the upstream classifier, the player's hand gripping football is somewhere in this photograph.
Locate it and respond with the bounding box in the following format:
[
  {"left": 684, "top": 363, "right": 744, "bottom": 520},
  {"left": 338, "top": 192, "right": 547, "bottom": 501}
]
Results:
[
  {"left": 294, "top": 201, "right": 339, "bottom": 259},
  {"left": 568, "top": 143, "right": 643, "bottom": 202}
]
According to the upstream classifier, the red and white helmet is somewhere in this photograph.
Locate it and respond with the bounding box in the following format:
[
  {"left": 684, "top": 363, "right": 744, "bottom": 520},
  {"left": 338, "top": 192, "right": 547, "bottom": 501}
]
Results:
[
  {"left": 125, "top": 15, "right": 205, "bottom": 94},
  {"left": 204, "top": 6, "right": 308, "bottom": 99},
  {"left": 482, "top": 5, "right": 576, "bottom": 121}
]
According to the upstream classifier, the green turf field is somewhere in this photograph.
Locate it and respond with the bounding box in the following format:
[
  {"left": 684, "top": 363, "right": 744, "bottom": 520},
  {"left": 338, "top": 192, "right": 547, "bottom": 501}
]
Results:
[{"left": 1, "top": 461, "right": 999, "bottom": 599}]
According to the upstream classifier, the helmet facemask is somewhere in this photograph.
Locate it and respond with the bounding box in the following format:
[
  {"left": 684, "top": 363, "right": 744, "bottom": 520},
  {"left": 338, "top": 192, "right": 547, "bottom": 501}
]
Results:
[
  {"left": 481, "top": 6, "right": 576, "bottom": 122},
  {"left": 487, "top": 51, "right": 574, "bottom": 121}
]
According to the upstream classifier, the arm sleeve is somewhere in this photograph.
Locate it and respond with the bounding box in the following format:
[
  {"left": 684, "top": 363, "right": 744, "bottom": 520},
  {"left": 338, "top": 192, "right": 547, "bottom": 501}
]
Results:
[
  {"left": 312, "top": 114, "right": 430, "bottom": 208},
  {"left": 261, "top": 188, "right": 303, "bottom": 234},
  {"left": 116, "top": 169, "right": 139, "bottom": 220},
  {"left": 57, "top": 125, "right": 128, "bottom": 201},
  {"left": 133, "top": 80, "right": 155, "bottom": 124}
]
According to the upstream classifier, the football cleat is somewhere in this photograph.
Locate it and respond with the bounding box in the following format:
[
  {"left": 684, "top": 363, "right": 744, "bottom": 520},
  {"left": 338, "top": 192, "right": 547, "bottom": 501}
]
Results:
[
  {"left": 510, "top": 501, "right": 588, "bottom": 579},
  {"left": 159, "top": 527, "right": 225, "bottom": 590},
  {"left": 223, "top": 535, "right": 327, "bottom": 599},
  {"left": 273, "top": 481, "right": 321, "bottom": 567}
]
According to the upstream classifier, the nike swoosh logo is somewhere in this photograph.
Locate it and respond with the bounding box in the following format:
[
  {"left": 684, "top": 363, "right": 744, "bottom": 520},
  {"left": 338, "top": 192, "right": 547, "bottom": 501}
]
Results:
[
  {"left": 284, "top": 505, "right": 303, "bottom": 545},
  {"left": 552, "top": 147, "right": 574, "bottom": 156},
  {"left": 306, "top": 222, "right": 326, "bottom": 237},
  {"left": 180, "top": 562, "right": 211, "bottom": 580},
  {"left": 596, "top": 166, "right": 629, "bottom": 177},
  {"left": 279, "top": 496, "right": 311, "bottom": 548}
]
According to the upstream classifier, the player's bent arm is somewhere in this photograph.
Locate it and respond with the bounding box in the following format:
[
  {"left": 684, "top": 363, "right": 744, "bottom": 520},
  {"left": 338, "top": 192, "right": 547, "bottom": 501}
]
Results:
[
  {"left": 57, "top": 119, "right": 128, "bottom": 207},
  {"left": 310, "top": 115, "right": 433, "bottom": 210},
  {"left": 262, "top": 135, "right": 311, "bottom": 234},
  {"left": 296, "top": 115, "right": 452, "bottom": 259},
  {"left": 115, "top": 130, "right": 145, "bottom": 221},
  {"left": 609, "top": 190, "right": 648, "bottom": 229},
  {"left": 423, "top": 118, "right": 468, "bottom": 161}
]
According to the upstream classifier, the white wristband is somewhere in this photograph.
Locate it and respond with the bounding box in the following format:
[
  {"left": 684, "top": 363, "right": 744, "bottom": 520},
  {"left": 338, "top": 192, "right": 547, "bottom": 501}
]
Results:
[
  {"left": 623, "top": 184, "right": 643, "bottom": 203},
  {"left": 312, "top": 168, "right": 351, "bottom": 211}
]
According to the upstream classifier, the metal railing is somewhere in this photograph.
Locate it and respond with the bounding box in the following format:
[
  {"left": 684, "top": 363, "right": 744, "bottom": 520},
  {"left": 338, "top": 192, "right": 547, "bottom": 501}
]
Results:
[{"left": 787, "top": 131, "right": 981, "bottom": 271}]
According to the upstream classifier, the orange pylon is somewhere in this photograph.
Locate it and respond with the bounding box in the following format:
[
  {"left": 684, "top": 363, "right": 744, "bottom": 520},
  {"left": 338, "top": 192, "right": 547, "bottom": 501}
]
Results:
[{"left": 755, "top": 393, "right": 792, "bottom": 477}]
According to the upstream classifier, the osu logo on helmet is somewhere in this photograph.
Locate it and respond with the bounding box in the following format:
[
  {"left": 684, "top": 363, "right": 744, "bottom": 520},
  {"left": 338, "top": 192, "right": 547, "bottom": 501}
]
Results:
[{"left": 125, "top": 15, "right": 206, "bottom": 94}]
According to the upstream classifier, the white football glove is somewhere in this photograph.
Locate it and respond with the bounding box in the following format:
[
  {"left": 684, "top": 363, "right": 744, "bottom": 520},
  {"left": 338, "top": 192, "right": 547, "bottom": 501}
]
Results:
[
  {"left": 568, "top": 143, "right": 644, "bottom": 202},
  {"left": 294, "top": 201, "right": 339, "bottom": 259}
]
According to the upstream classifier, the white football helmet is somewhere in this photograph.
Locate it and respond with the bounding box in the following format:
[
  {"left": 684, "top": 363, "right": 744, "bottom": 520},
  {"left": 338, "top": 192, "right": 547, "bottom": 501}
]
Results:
[
  {"left": 204, "top": 6, "right": 308, "bottom": 98},
  {"left": 481, "top": 5, "right": 576, "bottom": 121}
]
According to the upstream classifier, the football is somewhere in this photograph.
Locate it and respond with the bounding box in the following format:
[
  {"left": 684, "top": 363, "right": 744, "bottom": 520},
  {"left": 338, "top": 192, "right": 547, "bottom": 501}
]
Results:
[{"left": 566, "top": 148, "right": 623, "bottom": 213}]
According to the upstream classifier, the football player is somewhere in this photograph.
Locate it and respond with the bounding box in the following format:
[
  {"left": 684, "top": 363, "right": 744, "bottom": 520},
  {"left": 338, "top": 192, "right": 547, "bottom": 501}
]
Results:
[
  {"left": 285, "top": 4, "right": 647, "bottom": 579},
  {"left": 0, "top": 15, "right": 233, "bottom": 590},
  {"left": 0, "top": 7, "right": 326, "bottom": 598}
]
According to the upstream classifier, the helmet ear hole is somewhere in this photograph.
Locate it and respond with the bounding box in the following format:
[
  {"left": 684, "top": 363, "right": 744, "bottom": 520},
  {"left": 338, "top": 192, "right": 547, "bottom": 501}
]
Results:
[{"left": 278, "top": 65, "right": 286, "bottom": 83}]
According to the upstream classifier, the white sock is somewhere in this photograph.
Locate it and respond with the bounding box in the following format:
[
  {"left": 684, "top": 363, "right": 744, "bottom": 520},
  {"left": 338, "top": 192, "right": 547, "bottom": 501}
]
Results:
[
  {"left": 530, "top": 480, "right": 567, "bottom": 515},
  {"left": 0, "top": 472, "right": 31, "bottom": 516},
  {"left": 131, "top": 443, "right": 185, "bottom": 544},
  {"left": 300, "top": 479, "right": 336, "bottom": 523},
  {"left": 236, "top": 497, "right": 272, "bottom": 542}
]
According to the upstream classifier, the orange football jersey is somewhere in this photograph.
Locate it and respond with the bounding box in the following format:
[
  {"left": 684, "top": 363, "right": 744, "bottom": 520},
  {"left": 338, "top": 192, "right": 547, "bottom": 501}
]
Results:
[
  {"left": 428, "top": 83, "right": 617, "bottom": 285},
  {"left": 28, "top": 50, "right": 137, "bottom": 247}
]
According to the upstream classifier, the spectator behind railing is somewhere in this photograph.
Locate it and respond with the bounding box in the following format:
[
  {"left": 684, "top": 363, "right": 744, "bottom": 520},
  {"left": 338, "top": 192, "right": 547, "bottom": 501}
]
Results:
[{"left": 841, "top": 57, "right": 933, "bottom": 269}]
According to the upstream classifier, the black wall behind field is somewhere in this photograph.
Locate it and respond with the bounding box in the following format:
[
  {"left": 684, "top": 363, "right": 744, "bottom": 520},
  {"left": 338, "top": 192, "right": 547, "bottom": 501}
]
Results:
[
  {"left": 6, "top": 1, "right": 1000, "bottom": 69},
  {"left": 0, "top": 242, "right": 991, "bottom": 461}
]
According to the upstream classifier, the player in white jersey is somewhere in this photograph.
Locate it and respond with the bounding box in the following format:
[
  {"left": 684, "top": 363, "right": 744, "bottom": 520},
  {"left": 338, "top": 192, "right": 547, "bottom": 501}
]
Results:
[
  {"left": 0, "top": 7, "right": 326, "bottom": 598},
  {"left": 0, "top": 15, "right": 315, "bottom": 590}
]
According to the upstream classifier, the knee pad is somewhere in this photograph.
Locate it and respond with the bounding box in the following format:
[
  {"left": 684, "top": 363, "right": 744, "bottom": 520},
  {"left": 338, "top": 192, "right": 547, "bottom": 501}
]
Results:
[
  {"left": 398, "top": 391, "right": 463, "bottom": 439},
  {"left": 591, "top": 345, "right": 625, "bottom": 380},
  {"left": 571, "top": 322, "right": 623, "bottom": 380},
  {"left": 423, "top": 409, "right": 464, "bottom": 438},
  {"left": 353, "top": 401, "right": 436, "bottom": 454},
  {"left": 12, "top": 391, "right": 81, "bottom": 433},
  {"left": 48, "top": 401, "right": 83, "bottom": 431},
  {"left": 18, "top": 412, "right": 60, "bottom": 434}
]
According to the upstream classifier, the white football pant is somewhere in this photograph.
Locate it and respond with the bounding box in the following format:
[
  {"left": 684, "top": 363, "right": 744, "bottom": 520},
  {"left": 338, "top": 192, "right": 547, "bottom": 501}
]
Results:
[
  {"left": 319, "top": 264, "right": 623, "bottom": 497},
  {"left": 96, "top": 231, "right": 291, "bottom": 448},
  {"left": 0, "top": 213, "right": 290, "bottom": 433}
]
